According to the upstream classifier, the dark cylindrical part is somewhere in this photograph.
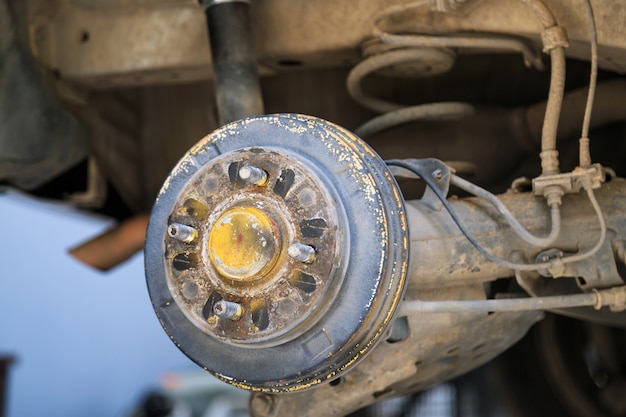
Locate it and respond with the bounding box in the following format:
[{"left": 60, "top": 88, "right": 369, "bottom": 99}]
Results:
[
  {"left": 0, "top": 356, "right": 15, "bottom": 417},
  {"left": 204, "top": 1, "right": 264, "bottom": 125}
]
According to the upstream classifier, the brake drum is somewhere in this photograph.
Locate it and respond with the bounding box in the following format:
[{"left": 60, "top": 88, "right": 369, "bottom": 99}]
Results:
[{"left": 145, "top": 114, "right": 408, "bottom": 392}]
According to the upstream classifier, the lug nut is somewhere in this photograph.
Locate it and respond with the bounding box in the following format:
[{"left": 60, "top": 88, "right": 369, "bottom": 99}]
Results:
[
  {"left": 287, "top": 243, "right": 316, "bottom": 263},
  {"left": 214, "top": 300, "right": 244, "bottom": 320},
  {"left": 239, "top": 165, "right": 268, "bottom": 186},
  {"left": 168, "top": 223, "right": 198, "bottom": 243}
]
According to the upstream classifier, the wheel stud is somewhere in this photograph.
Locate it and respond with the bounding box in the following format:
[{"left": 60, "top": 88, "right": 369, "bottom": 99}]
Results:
[
  {"left": 287, "top": 243, "right": 316, "bottom": 263},
  {"left": 214, "top": 300, "right": 244, "bottom": 320},
  {"left": 168, "top": 223, "right": 198, "bottom": 243},
  {"left": 239, "top": 165, "right": 268, "bottom": 186}
]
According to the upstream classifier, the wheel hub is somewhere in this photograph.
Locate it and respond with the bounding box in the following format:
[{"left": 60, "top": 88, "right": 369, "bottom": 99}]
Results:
[
  {"left": 145, "top": 114, "right": 409, "bottom": 392},
  {"left": 162, "top": 147, "right": 344, "bottom": 346}
]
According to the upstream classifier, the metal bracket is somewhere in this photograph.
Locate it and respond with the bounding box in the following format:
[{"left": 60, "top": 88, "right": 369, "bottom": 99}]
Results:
[
  {"left": 535, "top": 248, "right": 567, "bottom": 278},
  {"left": 388, "top": 158, "right": 452, "bottom": 211},
  {"left": 532, "top": 163, "right": 605, "bottom": 197}
]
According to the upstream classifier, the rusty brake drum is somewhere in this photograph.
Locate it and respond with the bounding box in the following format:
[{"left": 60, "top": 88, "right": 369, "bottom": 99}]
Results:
[{"left": 145, "top": 114, "right": 409, "bottom": 392}]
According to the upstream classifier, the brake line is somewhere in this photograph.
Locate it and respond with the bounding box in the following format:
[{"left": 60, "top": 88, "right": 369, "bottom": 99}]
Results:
[
  {"left": 398, "top": 285, "right": 626, "bottom": 315},
  {"left": 385, "top": 159, "right": 607, "bottom": 272}
]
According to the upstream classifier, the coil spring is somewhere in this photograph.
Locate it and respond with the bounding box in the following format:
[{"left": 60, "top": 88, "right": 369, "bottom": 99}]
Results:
[{"left": 349, "top": 2, "right": 544, "bottom": 139}]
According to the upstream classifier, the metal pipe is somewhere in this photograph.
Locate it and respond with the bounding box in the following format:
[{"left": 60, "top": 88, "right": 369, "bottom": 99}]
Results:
[
  {"left": 539, "top": 47, "right": 566, "bottom": 175},
  {"left": 515, "top": 0, "right": 567, "bottom": 176},
  {"left": 450, "top": 174, "right": 561, "bottom": 247},
  {"left": 202, "top": 0, "right": 264, "bottom": 125},
  {"left": 398, "top": 285, "right": 626, "bottom": 315},
  {"left": 399, "top": 293, "right": 598, "bottom": 314}
]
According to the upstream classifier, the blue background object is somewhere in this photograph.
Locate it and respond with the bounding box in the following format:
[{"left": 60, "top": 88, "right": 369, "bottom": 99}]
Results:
[{"left": 0, "top": 191, "right": 194, "bottom": 417}]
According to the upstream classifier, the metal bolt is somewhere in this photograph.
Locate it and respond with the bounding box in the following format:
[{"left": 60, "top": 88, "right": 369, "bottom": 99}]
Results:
[
  {"left": 431, "top": 169, "right": 443, "bottom": 180},
  {"left": 168, "top": 223, "right": 198, "bottom": 243},
  {"left": 214, "top": 300, "right": 244, "bottom": 320},
  {"left": 239, "top": 165, "right": 268, "bottom": 186},
  {"left": 287, "top": 243, "right": 316, "bottom": 263}
]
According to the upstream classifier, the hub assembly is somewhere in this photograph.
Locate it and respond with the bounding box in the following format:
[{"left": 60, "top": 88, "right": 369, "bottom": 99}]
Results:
[{"left": 145, "top": 114, "right": 408, "bottom": 392}]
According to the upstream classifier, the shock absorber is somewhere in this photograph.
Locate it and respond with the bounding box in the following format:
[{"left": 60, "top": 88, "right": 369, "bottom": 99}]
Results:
[{"left": 201, "top": 0, "right": 264, "bottom": 125}]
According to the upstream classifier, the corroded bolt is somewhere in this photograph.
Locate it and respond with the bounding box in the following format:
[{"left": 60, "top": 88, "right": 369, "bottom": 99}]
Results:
[
  {"left": 239, "top": 165, "right": 268, "bottom": 186},
  {"left": 287, "top": 243, "right": 316, "bottom": 263},
  {"left": 214, "top": 300, "right": 244, "bottom": 320},
  {"left": 168, "top": 223, "right": 198, "bottom": 243}
]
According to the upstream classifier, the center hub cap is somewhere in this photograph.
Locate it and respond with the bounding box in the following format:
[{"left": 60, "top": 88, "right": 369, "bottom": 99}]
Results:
[{"left": 208, "top": 206, "right": 278, "bottom": 281}]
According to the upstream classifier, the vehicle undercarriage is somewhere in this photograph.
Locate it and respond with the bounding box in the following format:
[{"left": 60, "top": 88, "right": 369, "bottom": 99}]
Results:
[{"left": 2, "top": 0, "right": 626, "bottom": 416}]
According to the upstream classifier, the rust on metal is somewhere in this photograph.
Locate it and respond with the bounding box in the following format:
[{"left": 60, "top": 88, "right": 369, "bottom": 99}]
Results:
[{"left": 163, "top": 147, "right": 344, "bottom": 346}]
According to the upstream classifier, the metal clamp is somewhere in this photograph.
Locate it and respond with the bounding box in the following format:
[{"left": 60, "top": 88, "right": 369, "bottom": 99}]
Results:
[
  {"left": 532, "top": 163, "right": 605, "bottom": 197},
  {"left": 388, "top": 158, "right": 452, "bottom": 211}
]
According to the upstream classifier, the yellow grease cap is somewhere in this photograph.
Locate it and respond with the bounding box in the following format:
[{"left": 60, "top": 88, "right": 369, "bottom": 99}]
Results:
[{"left": 208, "top": 206, "right": 277, "bottom": 281}]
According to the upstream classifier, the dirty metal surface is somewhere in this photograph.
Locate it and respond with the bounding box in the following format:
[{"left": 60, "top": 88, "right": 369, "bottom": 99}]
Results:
[
  {"left": 163, "top": 148, "right": 344, "bottom": 346},
  {"left": 24, "top": 0, "right": 626, "bottom": 87},
  {"left": 405, "top": 178, "right": 626, "bottom": 290},
  {"left": 250, "top": 282, "right": 542, "bottom": 417},
  {"left": 145, "top": 114, "right": 409, "bottom": 392},
  {"left": 250, "top": 178, "right": 626, "bottom": 416}
]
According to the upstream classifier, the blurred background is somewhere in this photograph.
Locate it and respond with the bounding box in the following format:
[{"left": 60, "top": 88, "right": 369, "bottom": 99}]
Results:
[{"left": 0, "top": 189, "right": 210, "bottom": 417}]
